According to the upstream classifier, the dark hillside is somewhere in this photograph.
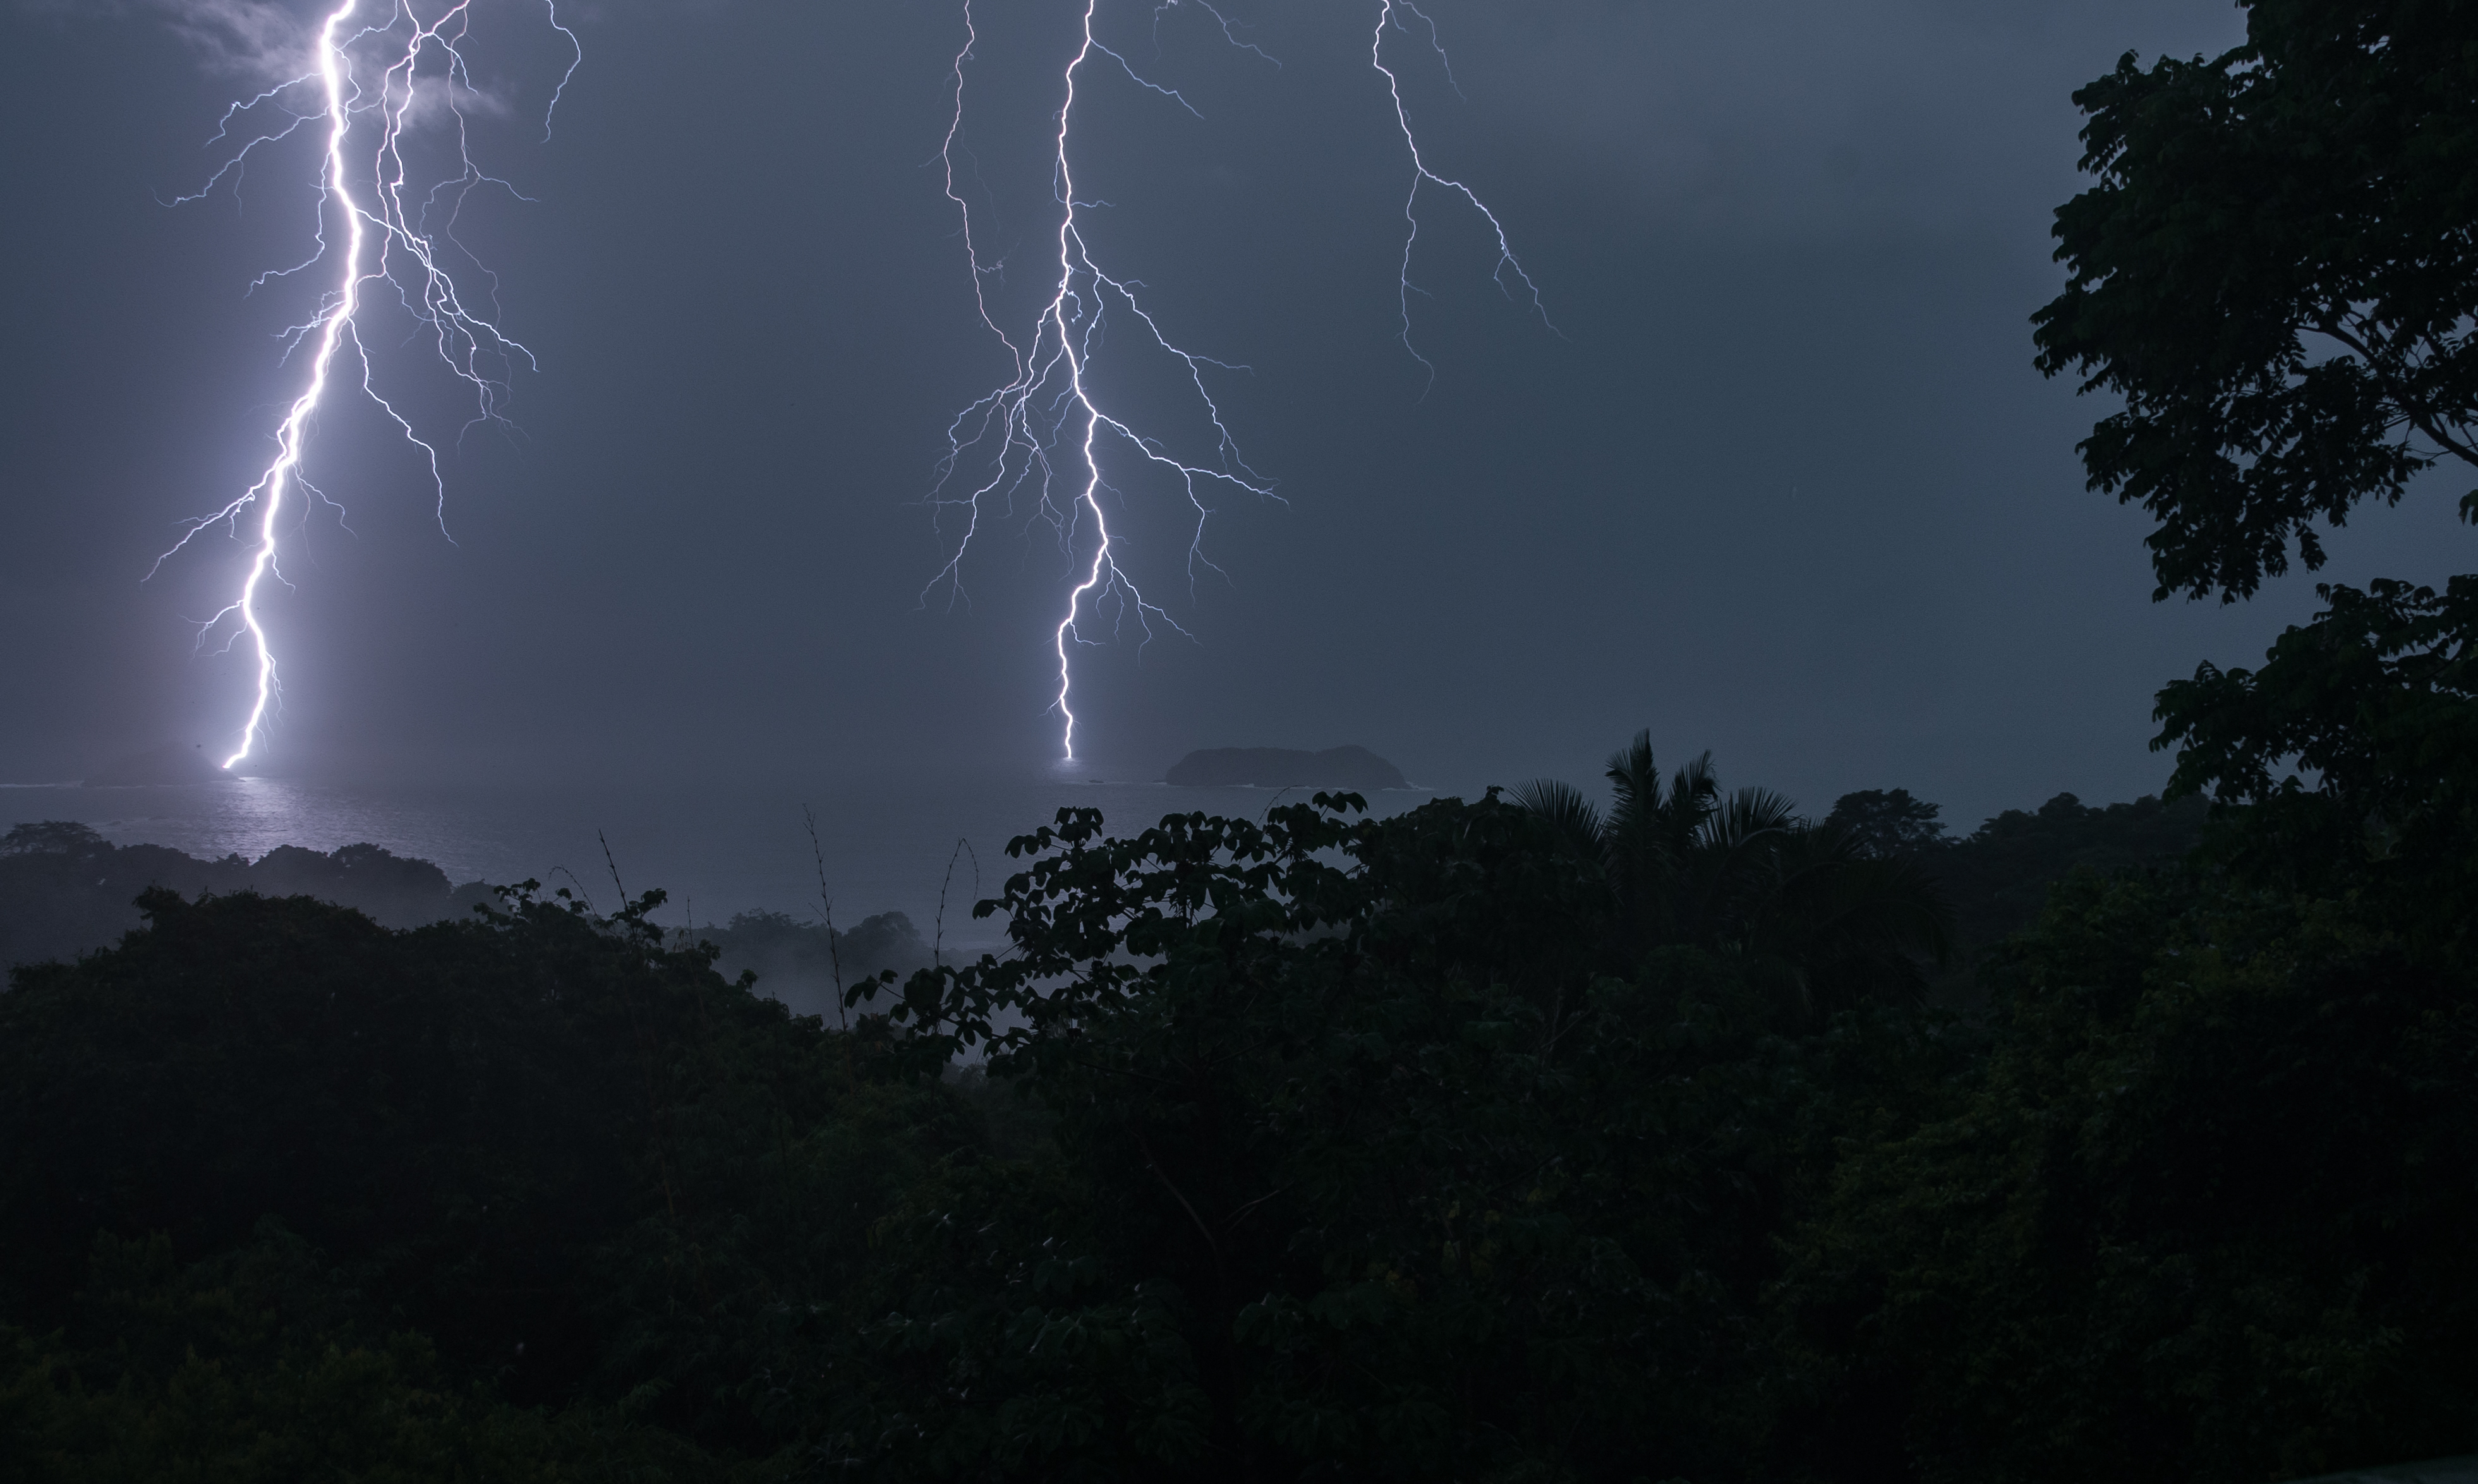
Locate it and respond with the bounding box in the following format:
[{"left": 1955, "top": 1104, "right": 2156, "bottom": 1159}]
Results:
[{"left": 0, "top": 821, "right": 489, "bottom": 968}]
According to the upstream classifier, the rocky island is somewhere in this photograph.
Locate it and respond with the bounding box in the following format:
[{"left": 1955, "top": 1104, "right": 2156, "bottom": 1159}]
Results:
[{"left": 1162, "top": 745, "right": 1410, "bottom": 791}]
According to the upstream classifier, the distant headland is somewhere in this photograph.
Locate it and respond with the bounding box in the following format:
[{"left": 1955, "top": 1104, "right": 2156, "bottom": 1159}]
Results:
[{"left": 1162, "top": 745, "right": 1409, "bottom": 791}]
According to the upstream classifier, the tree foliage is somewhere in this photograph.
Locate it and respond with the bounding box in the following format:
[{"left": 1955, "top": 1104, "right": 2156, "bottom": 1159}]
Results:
[
  {"left": 1786, "top": 869, "right": 2478, "bottom": 1484},
  {"left": 3, "top": 745, "right": 2474, "bottom": 1480},
  {"left": 0, "top": 880, "right": 974, "bottom": 1471},
  {"left": 842, "top": 792, "right": 1799, "bottom": 1480},
  {"left": 2033, "top": 0, "right": 2478, "bottom": 601},
  {"left": 1516, "top": 735, "right": 1955, "bottom": 1016},
  {"left": 1821, "top": 790, "right": 1947, "bottom": 861},
  {"left": 2156, "top": 576, "right": 2478, "bottom": 945},
  {"left": 1592, "top": 740, "right": 1950, "bottom": 1006},
  {"left": 2036, "top": 0, "right": 2478, "bottom": 970},
  {"left": 1905, "top": 789, "right": 2209, "bottom": 996},
  {"left": 3, "top": 1227, "right": 719, "bottom": 1484}
]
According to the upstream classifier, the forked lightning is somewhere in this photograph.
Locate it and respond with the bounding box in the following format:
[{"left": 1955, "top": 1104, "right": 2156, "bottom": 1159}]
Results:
[
  {"left": 157, "top": 0, "right": 576, "bottom": 768},
  {"left": 924, "top": 0, "right": 1550, "bottom": 759}
]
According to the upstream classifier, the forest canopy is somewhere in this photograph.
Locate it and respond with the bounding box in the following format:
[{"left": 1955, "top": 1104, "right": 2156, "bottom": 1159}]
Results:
[{"left": 3, "top": 746, "right": 2469, "bottom": 1481}]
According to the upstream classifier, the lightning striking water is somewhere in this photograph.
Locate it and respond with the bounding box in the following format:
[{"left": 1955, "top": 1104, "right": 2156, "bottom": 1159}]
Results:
[
  {"left": 926, "top": 0, "right": 1550, "bottom": 760},
  {"left": 155, "top": 1, "right": 577, "bottom": 769}
]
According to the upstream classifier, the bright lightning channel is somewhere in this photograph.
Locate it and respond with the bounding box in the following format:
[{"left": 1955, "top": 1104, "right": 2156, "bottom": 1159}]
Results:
[
  {"left": 153, "top": 1, "right": 577, "bottom": 770},
  {"left": 924, "top": 0, "right": 1551, "bottom": 761}
]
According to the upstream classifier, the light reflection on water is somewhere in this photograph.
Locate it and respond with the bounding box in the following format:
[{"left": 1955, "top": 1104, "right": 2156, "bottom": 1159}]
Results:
[{"left": 1, "top": 774, "right": 1437, "bottom": 954}]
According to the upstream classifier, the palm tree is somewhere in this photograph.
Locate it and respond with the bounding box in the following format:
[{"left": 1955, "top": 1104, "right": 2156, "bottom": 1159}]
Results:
[{"left": 1513, "top": 731, "right": 1952, "bottom": 1017}]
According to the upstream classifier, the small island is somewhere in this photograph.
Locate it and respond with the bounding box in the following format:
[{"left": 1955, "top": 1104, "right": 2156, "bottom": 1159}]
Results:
[{"left": 1162, "top": 744, "right": 1409, "bottom": 791}]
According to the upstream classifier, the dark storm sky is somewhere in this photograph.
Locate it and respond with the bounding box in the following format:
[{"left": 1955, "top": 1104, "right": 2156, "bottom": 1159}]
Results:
[{"left": 3, "top": 0, "right": 2465, "bottom": 823}]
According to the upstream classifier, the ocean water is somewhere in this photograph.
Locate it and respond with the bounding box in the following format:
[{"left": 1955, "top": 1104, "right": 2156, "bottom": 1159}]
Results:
[{"left": 1, "top": 771, "right": 1439, "bottom": 956}]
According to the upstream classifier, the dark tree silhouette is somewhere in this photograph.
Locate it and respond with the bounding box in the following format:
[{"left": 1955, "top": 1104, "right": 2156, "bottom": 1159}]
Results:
[{"left": 1822, "top": 788, "right": 1947, "bottom": 859}]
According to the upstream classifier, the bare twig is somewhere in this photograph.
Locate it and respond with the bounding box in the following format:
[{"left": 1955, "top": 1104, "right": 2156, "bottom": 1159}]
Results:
[
  {"left": 547, "top": 864, "right": 595, "bottom": 912},
  {"left": 1135, "top": 1131, "right": 1221, "bottom": 1262},
  {"left": 934, "top": 836, "right": 981, "bottom": 969},
  {"left": 1225, "top": 1185, "right": 1288, "bottom": 1232},
  {"left": 801, "top": 805, "right": 847, "bottom": 1031},
  {"left": 2313, "top": 314, "right": 2478, "bottom": 468},
  {"left": 598, "top": 830, "right": 628, "bottom": 904}
]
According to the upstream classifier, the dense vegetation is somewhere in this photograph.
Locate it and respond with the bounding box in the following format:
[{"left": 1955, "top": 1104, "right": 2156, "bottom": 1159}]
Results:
[
  {"left": 3, "top": 746, "right": 2469, "bottom": 1481},
  {"left": 6, "top": 0, "right": 2475, "bottom": 1476},
  {"left": 1824, "top": 787, "right": 2210, "bottom": 998}
]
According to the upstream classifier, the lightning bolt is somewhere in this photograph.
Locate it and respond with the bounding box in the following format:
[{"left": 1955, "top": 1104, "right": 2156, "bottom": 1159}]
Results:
[
  {"left": 154, "top": 1, "right": 577, "bottom": 770},
  {"left": 925, "top": 0, "right": 1550, "bottom": 761},
  {"left": 1369, "top": 0, "right": 1556, "bottom": 382}
]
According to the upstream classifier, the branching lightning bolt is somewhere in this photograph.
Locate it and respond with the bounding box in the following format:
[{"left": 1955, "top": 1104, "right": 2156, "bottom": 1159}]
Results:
[
  {"left": 924, "top": 0, "right": 1271, "bottom": 763},
  {"left": 924, "top": 0, "right": 1550, "bottom": 761},
  {"left": 1370, "top": 0, "right": 1556, "bottom": 381},
  {"left": 154, "top": 1, "right": 577, "bottom": 769}
]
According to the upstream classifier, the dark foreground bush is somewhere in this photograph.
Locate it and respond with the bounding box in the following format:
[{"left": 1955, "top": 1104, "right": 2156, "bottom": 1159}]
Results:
[
  {"left": 0, "top": 882, "right": 973, "bottom": 1477},
  {"left": 1780, "top": 870, "right": 2478, "bottom": 1483}
]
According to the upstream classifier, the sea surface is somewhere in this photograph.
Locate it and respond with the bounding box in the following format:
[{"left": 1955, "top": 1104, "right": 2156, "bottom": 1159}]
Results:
[{"left": 0, "top": 771, "right": 1439, "bottom": 956}]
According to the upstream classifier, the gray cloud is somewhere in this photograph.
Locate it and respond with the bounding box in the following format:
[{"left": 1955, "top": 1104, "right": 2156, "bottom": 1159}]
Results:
[
  {"left": 17, "top": 0, "right": 313, "bottom": 79},
  {"left": 1418, "top": 0, "right": 2249, "bottom": 240}
]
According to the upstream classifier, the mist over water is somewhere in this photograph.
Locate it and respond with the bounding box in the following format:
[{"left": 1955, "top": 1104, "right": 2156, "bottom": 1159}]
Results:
[{"left": 2, "top": 771, "right": 1439, "bottom": 956}]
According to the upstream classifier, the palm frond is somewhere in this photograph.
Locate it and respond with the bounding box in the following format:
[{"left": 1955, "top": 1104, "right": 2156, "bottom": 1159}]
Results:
[
  {"left": 1668, "top": 751, "right": 1720, "bottom": 811},
  {"left": 1509, "top": 778, "right": 1606, "bottom": 859},
  {"left": 1704, "top": 786, "right": 1800, "bottom": 850},
  {"left": 1602, "top": 730, "right": 1660, "bottom": 839},
  {"left": 1655, "top": 751, "right": 1722, "bottom": 849}
]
